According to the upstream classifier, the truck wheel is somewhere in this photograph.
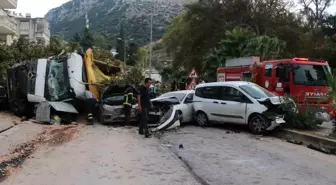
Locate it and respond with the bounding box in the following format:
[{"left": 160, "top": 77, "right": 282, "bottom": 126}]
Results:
[
  {"left": 248, "top": 114, "right": 270, "bottom": 134},
  {"left": 195, "top": 111, "right": 208, "bottom": 127}
]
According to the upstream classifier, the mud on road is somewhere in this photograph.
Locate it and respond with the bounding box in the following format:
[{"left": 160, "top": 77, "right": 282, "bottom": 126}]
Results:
[{"left": 0, "top": 124, "right": 80, "bottom": 182}]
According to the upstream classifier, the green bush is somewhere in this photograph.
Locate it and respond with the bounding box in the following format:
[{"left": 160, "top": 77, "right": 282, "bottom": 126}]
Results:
[{"left": 280, "top": 96, "right": 319, "bottom": 130}]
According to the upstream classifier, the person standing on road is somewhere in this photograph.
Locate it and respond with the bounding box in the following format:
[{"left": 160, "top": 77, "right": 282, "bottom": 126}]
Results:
[
  {"left": 138, "top": 78, "right": 152, "bottom": 138},
  {"left": 123, "top": 85, "right": 135, "bottom": 126}
]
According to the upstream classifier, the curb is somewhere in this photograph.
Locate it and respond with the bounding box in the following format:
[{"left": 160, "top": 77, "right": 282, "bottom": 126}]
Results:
[{"left": 273, "top": 129, "right": 336, "bottom": 154}]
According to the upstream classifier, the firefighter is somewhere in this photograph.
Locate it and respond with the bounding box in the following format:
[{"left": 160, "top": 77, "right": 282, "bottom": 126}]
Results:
[
  {"left": 123, "top": 85, "right": 135, "bottom": 126},
  {"left": 85, "top": 90, "right": 97, "bottom": 125}
]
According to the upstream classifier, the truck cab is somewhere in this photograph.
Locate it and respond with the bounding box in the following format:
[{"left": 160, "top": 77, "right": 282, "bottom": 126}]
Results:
[{"left": 217, "top": 57, "right": 334, "bottom": 123}]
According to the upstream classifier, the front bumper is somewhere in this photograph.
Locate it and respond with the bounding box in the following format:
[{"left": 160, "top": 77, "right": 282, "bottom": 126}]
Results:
[
  {"left": 266, "top": 116, "right": 286, "bottom": 131},
  {"left": 315, "top": 112, "right": 331, "bottom": 123}
]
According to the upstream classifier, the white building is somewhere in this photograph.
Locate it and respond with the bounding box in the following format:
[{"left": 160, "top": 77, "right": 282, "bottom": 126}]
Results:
[
  {"left": 145, "top": 68, "right": 162, "bottom": 83},
  {"left": 16, "top": 14, "right": 50, "bottom": 46},
  {"left": 0, "top": 0, "right": 19, "bottom": 45},
  {"left": 0, "top": 0, "right": 50, "bottom": 46}
]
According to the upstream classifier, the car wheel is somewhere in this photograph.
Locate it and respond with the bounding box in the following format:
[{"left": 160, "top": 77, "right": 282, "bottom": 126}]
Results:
[
  {"left": 195, "top": 111, "right": 208, "bottom": 127},
  {"left": 248, "top": 114, "right": 270, "bottom": 134},
  {"left": 100, "top": 114, "right": 106, "bottom": 125},
  {"left": 178, "top": 110, "right": 183, "bottom": 122}
]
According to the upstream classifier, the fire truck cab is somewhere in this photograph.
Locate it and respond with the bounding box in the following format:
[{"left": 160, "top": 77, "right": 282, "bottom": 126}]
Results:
[{"left": 217, "top": 56, "right": 334, "bottom": 123}]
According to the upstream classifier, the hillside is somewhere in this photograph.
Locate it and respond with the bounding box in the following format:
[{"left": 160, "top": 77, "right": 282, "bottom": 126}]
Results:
[{"left": 45, "top": 0, "right": 190, "bottom": 46}]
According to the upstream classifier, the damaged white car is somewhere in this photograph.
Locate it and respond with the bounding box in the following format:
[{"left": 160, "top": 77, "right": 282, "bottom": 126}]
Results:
[
  {"left": 193, "top": 82, "right": 289, "bottom": 134},
  {"left": 147, "top": 90, "right": 195, "bottom": 132}
]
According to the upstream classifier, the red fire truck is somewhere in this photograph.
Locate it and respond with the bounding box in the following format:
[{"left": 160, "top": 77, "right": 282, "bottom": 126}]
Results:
[{"left": 217, "top": 56, "right": 334, "bottom": 123}]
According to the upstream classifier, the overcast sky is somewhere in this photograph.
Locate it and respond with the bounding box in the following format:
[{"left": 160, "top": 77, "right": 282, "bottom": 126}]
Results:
[
  {"left": 13, "top": 0, "right": 336, "bottom": 18},
  {"left": 16, "top": 0, "right": 70, "bottom": 17}
]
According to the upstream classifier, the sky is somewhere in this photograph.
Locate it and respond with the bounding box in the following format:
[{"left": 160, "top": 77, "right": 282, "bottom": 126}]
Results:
[
  {"left": 11, "top": 0, "right": 336, "bottom": 18},
  {"left": 16, "top": 0, "right": 70, "bottom": 17}
]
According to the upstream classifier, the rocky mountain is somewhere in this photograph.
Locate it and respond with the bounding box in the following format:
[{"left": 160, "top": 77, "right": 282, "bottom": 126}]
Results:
[{"left": 45, "top": 0, "right": 190, "bottom": 46}]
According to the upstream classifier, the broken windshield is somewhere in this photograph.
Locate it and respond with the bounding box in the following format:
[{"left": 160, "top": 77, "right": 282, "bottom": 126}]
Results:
[
  {"left": 292, "top": 64, "right": 329, "bottom": 86},
  {"left": 46, "top": 59, "right": 73, "bottom": 101}
]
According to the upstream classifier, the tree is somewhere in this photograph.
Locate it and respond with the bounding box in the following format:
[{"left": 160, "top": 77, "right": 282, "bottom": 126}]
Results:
[
  {"left": 127, "top": 43, "right": 139, "bottom": 66},
  {"left": 72, "top": 33, "right": 81, "bottom": 43},
  {"left": 81, "top": 27, "right": 94, "bottom": 51},
  {"left": 163, "top": 0, "right": 302, "bottom": 72},
  {"left": 202, "top": 28, "right": 287, "bottom": 81},
  {"left": 116, "top": 24, "right": 125, "bottom": 61},
  {"left": 299, "top": 0, "right": 335, "bottom": 30},
  {"left": 243, "top": 36, "right": 287, "bottom": 61}
]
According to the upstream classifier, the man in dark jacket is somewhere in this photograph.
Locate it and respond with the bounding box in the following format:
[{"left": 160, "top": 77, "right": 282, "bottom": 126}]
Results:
[{"left": 137, "top": 78, "right": 152, "bottom": 138}]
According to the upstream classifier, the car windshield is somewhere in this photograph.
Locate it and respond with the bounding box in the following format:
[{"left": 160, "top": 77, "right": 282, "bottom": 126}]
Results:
[
  {"left": 158, "top": 92, "right": 187, "bottom": 102},
  {"left": 105, "top": 94, "right": 124, "bottom": 102},
  {"left": 239, "top": 84, "right": 275, "bottom": 99},
  {"left": 292, "top": 64, "right": 329, "bottom": 86}
]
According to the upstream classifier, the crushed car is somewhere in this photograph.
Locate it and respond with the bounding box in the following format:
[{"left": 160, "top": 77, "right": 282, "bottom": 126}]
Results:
[
  {"left": 100, "top": 86, "right": 194, "bottom": 132},
  {"left": 99, "top": 84, "right": 138, "bottom": 124}
]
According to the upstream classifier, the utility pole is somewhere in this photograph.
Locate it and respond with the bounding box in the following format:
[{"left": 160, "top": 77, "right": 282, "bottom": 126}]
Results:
[
  {"left": 149, "top": 13, "right": 153, "bottom": 78},
  {"left": 118, "top": 38, "right": 133, "bottom": 66}
]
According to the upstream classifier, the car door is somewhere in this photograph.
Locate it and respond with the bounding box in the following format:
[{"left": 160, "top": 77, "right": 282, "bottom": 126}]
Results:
[
  {"left": 180, "top": 93, "right": 194, "bottom": 122},
  {"left": 212, "top": 86, "right": 248, "bottom": 124},
  {"left": 199, "top": 86, "right": 222, "bottom": 121}
]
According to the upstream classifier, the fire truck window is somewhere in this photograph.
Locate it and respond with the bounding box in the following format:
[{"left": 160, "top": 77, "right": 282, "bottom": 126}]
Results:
[
  {"left": 264, "top": 64, "right": 273, "bottom": 77},
  {"left": 275, "top": 66, "right": 279, "bottom": 78}
]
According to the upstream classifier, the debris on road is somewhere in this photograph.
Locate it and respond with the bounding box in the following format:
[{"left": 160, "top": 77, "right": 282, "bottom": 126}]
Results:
[
  {"left": 179, "top": 144, "right": 184, "bottom": 149},
  {"left": 286, "top": 139, "right": 303, "bottom": 145},
  {"left": 0, "top": 124, "right": 80, "bottom": 182},
  {"left": 307, "top": 144, "right": 336, "bottom": 155}
]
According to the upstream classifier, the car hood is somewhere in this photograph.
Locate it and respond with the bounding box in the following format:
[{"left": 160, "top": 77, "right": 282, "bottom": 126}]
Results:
[
  {"left": 257, "top": 96, "right": 282, "bottom": 105},
  {"left": 151, "top": 96, "right": 180, "bottom": 103}
]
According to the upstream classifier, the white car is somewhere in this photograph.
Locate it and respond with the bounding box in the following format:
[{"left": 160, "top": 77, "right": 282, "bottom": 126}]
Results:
[
  {"left": 151, "top": 90, "right": 195, "bottom": 123},
  {"left": 193, "top": 81, "right": 287, "bottom": 134}
]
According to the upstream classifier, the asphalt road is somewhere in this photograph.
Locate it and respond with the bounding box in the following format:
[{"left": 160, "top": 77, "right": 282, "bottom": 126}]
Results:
[
  {"left": 2, "top": 124, "right": 336, "bottom": 185},
  {"left": 160, "top": 125, "right": 336, "bottom": 185},
  {"left": 1, "top": 125, "right": 200, "bottom": 185}
]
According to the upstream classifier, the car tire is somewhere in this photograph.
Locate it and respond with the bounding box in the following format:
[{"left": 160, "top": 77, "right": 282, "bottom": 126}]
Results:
[
  {"left": 100, "top": 114, "right": 106, "bottom": 125},
  {"left": 248, "top": 114, "right": 270, "bottom": 134},
  {"left": 195, "top": 111, "right": 209, "bottom": 127},
  {"left": 177, "top": 110, "right": 183, "bottom": 122}
]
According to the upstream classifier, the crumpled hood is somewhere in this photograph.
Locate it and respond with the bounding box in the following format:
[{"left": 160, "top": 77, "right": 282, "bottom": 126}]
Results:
[
  {"left": 257, "top": 96, "right": 282, "bottom": 105},
  {"left": 151, "top": 96, "right": 180, "bottom": 102}
]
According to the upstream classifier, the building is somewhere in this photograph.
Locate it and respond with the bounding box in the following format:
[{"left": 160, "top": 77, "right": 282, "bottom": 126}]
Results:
[
  {"left": 16, "top": 14, "right": 50, "bottom": 46},
  {"left": 0, "top": 0, "right": 50, "bottom": 46},
  {"left": 145, "top": 68, "right": 162, "bottom": 83},
  {"left": 0, "top": 0, "right": 19, "bottom": 45}
]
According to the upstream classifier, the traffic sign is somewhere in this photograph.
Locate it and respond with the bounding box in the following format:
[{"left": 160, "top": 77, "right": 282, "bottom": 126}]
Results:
[
  {"left": 187, "top": 78, "right": 196, "bottom": 90},
  {"left": 188, "top": 68, "right": 199, "bottom": 79}
]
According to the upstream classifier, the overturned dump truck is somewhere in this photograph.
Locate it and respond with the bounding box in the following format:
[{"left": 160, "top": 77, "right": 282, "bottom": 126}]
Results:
[{"left": 7, "top": 53, "right": 86, "bottom": 120}]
